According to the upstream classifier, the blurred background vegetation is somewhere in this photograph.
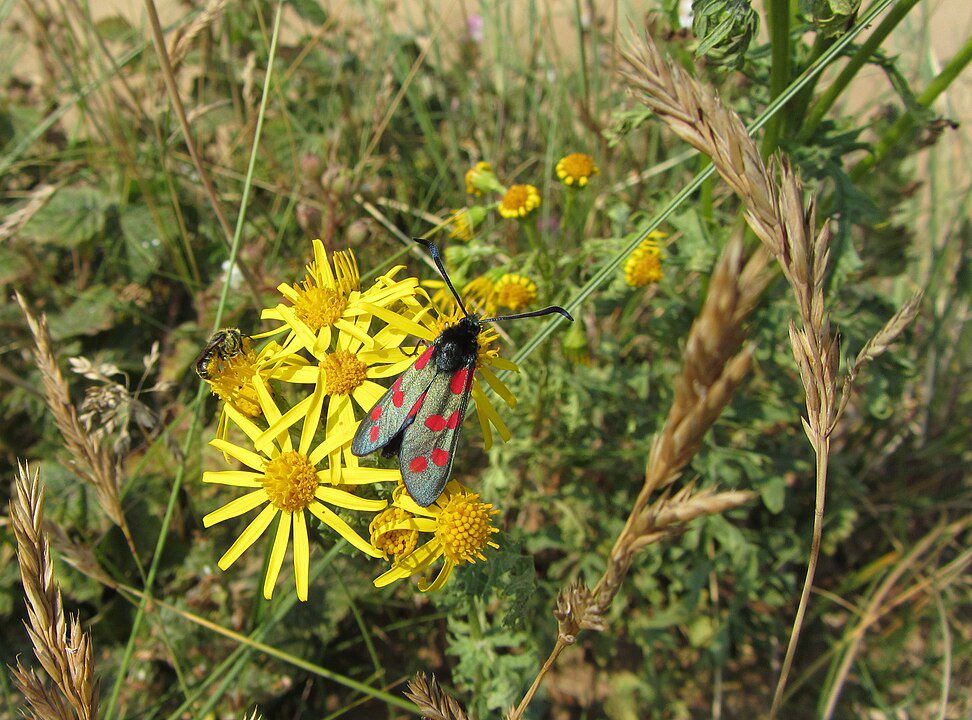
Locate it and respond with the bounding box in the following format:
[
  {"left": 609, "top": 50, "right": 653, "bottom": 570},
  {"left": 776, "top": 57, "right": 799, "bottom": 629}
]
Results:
[{"left": 0, "top": 0, "right": 968, "bottom": 718}]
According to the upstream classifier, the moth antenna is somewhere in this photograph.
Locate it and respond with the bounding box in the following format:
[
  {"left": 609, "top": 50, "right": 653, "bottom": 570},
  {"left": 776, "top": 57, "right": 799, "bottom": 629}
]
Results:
[
  {"left": 414, "top": 237, "right": 469, "bottom": 317},
  {"left": 481, "top": 305, "right": 574, "bottom": 323}
]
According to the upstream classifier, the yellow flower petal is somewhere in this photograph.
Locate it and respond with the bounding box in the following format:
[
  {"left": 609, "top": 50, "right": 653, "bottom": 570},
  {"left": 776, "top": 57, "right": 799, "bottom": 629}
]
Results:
[
  {"left": 208, "top": 439, "right": 267, "bottom": 472},
  {"left": 337, "top": 466, "right": 402, "bottom": 485},
  {"left": 202, "top": 470, "right": 262, "bottom": 487},
  {"left": 293, "top": 510, "right": 310, "bottom": 601},
  {"left": 263, "top": 511, "right": 291, "bottom": 599},
  {"left": 316, "top": 486, "right": 387, "bottom": 511},
  {"left": 253, "top": 394, "right": 314, "bottom": 453},
  {"left": 418, "top": 559, "right": 456, "bottom": 592},
  {"left": 359, "top": 302, "right": 436, "bottom": 341},
  {"left": 353, "top": 381, "right": 390, "bottom": 411},
  {"left": 217, "top": 503, "right": 276, "bottom": 569},
  {"left": 307, "top": 501, "right": 382, "bottom": 557},
  {"left": 204, "top": 489, "right": 268, "bottom": 527},
  {"left": 478, "top": 364, "right": 517, "bottom": 409},
  {"left": 299, "top": 367, "right": 326, "bottom": 456},
  {"left": 223, "top": 403, "right": 266, "bottom": 444}
]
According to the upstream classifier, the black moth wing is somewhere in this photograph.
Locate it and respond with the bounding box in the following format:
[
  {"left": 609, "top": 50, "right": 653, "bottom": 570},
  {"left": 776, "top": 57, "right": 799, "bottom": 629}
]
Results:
[
  {"left": 398, "top": 359, "right": 476, "bottom": 507},
  {"left": 351, "top": 344, "right": 438, "bottom": 456}
]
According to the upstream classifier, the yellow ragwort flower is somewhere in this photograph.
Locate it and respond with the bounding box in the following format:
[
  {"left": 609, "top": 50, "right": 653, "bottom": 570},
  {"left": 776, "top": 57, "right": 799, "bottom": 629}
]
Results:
[
  {"left": 262, "top": 240, "right": 418, "bottom": 358},
  {"left": 498, "top": 184, "right": 541, "bottom": 219},
  {"left": 493, "top": 273, "right": 537, "bottom": 312},
  {"left": 464, "top": 162, "right": 504, "bottom": 196},
  {"left": 201, "top": 367, "right": 398, "bottom": 601},
  {"left": 624, "top": 233, "right": 666, "bottom": 287},
  {"left": 258, "top": 317, "right": 416, "bottom": 482},
  {"left": 372, "top": 482, "right": 499, "bottom": 591},
  {"left": 555, "top": 152, "right": 599, "bottom": 187}
]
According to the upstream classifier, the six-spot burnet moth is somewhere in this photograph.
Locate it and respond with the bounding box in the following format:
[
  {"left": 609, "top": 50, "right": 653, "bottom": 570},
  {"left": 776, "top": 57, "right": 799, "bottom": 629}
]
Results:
[{"left": 351, "top": 238, "right": 573, "bottom": 507}]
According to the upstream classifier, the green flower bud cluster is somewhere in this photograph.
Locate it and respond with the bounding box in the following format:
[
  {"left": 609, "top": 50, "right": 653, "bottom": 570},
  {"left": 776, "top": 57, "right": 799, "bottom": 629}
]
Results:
[{"left": 691, "top": 0, "right": 760, "bottom": 70}]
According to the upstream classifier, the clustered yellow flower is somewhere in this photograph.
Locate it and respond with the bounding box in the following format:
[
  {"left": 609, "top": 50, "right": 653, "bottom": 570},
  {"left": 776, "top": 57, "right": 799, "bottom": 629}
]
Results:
[
  {"left": 624, "top": 232, "right": 666, "bottom": 287},
  {"left": 198, "top": 239, "right": 520, "bottom": 598},
  {"left": 556, "top": 152, "right": 599, "bottom": 187}
]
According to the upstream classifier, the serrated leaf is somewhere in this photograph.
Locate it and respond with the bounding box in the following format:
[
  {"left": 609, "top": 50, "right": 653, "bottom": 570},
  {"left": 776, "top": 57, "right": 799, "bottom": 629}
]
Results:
[{"left": 21, "top": 186, "right": 110, "bottom": 248}]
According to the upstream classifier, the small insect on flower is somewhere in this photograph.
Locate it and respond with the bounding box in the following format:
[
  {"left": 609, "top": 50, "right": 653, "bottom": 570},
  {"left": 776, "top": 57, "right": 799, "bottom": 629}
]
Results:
[
  {"left": 194, "top": 328, "right": 247, "bottom": 380},
  {"left": 352, "top": 238, "right": 573, "bottom": 507}
]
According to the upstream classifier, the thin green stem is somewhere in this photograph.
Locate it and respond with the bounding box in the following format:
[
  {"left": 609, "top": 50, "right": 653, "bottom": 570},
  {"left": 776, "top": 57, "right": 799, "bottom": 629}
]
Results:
[
  {"left": 102, "top": 5, "right": 284, "bottom": 719},
  {"left": 801, "top": 0, "right": 922, "bottom": 141},
  {"left": 762, "top": 0, "right": 793, "bottom": 154},
  {"left": 850, "top": 34, "right": 972, "bottom": 181}
]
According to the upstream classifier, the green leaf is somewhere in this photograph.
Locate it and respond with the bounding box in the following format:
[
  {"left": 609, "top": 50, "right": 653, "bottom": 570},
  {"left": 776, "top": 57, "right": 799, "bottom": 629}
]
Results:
[
  {"left": 760, "top": 475, "right": 787, "bottom": 514},
  {"left": 669, "top": 209, "right": 717, "bottom": 272},
  {"left": 21, "top": 186, "right": 110, "bottom": 248},
  {"left": 47, "top": 285, "right": 117, "bottom": 340},
  {"left": 119, "top": 205, "right": 172, "bottom": 281},
  {"left": 289, "top": 0, "right": 329, "bottom": 26},
  {"left": 95, "top": 15, "right": 134, "bottom": 42}
]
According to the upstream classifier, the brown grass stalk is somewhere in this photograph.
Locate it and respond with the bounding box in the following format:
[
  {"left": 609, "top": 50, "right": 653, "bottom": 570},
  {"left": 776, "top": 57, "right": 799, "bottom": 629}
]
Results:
[
  {"left": 9, "top": 462, "right": 99, "bottom": 720},
  {"left": 508, "top": 231, "right": 769, "bottom": 720},
  {"left": 15, "top": 292, "right": 140, "bottom": 563},
  {"left": 618, "top": 32, "right": 921, "bottom": 716}
]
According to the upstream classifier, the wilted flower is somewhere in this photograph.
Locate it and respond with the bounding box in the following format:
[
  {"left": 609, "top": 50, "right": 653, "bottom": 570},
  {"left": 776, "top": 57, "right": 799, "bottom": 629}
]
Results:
[
  {"left": 448, "top": 206, "right": 488, "bottom": 241},
  {"left": 464, "top": 162, "right": 504, "bottom": 196}
]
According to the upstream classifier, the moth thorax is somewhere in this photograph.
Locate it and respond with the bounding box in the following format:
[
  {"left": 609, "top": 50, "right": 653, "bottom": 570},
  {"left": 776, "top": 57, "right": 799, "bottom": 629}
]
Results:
[{"left": 435, "top": 316, "right": 481, "bottom": 373}]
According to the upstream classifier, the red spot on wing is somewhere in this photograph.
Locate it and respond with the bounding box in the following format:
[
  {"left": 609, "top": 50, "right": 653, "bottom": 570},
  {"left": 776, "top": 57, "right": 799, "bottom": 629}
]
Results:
[
  {"left": 392, "top": 377, "right": 402, "bottom": 391},
  {"left": 371, "top": 406, "right": 383, "bottom": 421},
  {"left": 410, "top": 456, "right": 428, "bottom": 473},
  {"left": 414, "top": 346, "right": 433, "bottom": 370},
  {"left": 408, "top": 392, "right": 427, "bottom": 418},
  {"left": 431, "top": 449, "right": 450, "bottom": 467},
  {"left": 392, "top": 390, "right": 404, "bottom": 407},
  {"left": 369, "top": 424, "right": 379, "bottom": 442},
  {"left": 450, "top": 368, "right": 471, "bottom": 395},
  {"left": 425, "top": 414, "right": 446, "bottom": 431},
  {"left": 447, "top": 410, "right": 461, "bottom": 429}
]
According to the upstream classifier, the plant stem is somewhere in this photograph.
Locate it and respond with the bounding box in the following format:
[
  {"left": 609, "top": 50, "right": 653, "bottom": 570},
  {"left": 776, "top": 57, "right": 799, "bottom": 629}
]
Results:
[
  {"left": 769, "top": 436, "right": 830, "bottom": 718},
  {"left": 508, "top": 638, "right": 568, "bottom": 720},
  {"left": 801, "top": 0, "right": 922, "bottom": 141},
  {"left": 762, "top": 0, "right": 792, "bottom": 154},
  {"left": 850, "top": 34, "right": 972, "bottom": 181}
]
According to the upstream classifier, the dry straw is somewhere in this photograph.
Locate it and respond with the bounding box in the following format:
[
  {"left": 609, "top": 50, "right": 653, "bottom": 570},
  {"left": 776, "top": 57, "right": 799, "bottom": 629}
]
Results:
[
  {"left": 9, "top": 462, "right": 99, "bottom": 720},
  {"left": 14, "top": 293, "right": 139, "bottom": 561}
]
